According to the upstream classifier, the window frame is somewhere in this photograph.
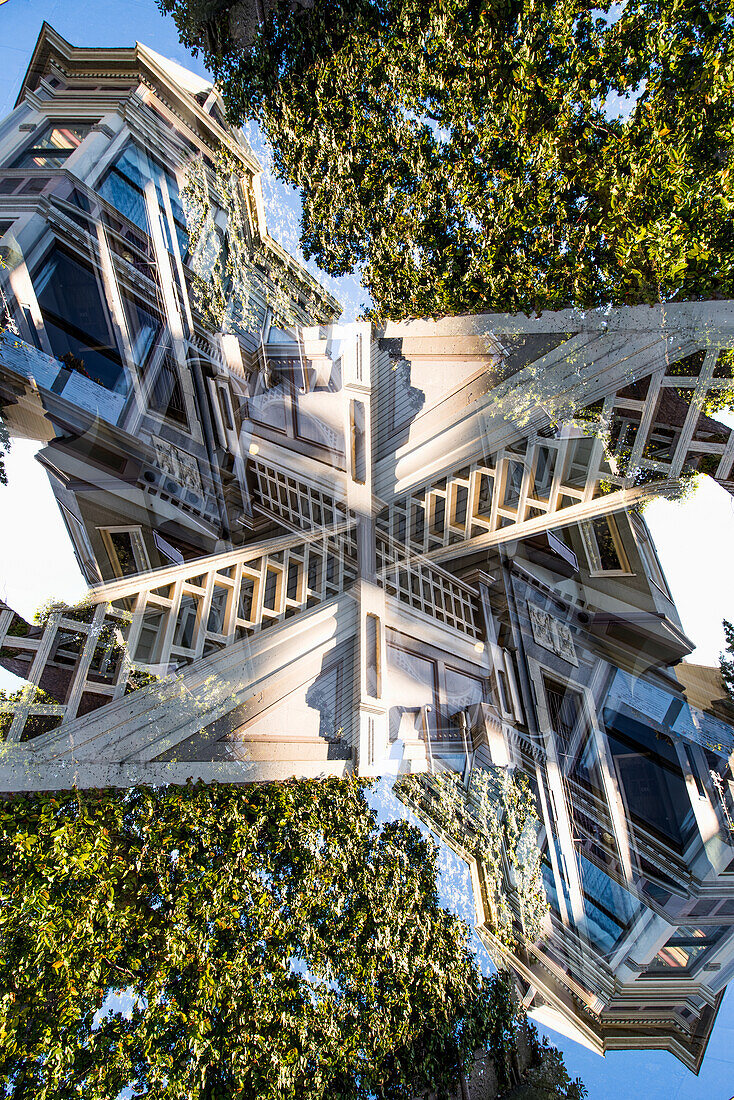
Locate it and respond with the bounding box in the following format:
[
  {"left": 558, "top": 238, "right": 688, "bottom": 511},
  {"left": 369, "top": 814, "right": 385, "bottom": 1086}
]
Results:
[
  {"left": 645, "top": 925, "right": 729, "bottom": 976},
  {"left": 99, "top": 525, "right": 151, "bottom": 579},
  {"left": 385, "top": 627, "right": 491, "bottom": 743},
  {"left": 580, "top": 514, "right": 633, "bottom": 577},
  {"left": 630, "top": 511, "right": 672, "bottom": 599},
  {"left": 97, "top": 141, "right": 189, "bottom": 262},
  {"left": 8, "top": 119, "right": 95, "bottom": 170},
  {"left": 31, "top": 242, "right": 126, "bottom": 392}
]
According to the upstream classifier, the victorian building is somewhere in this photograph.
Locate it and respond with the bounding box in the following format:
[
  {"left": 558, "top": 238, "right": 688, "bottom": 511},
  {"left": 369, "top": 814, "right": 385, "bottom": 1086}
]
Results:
[{"left": 2, "top": 24, "right": 734, "bottom": 1071}]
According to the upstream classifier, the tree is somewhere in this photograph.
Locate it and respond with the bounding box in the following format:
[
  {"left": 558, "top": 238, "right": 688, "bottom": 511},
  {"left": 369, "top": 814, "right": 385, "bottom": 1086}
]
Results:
[
  {"left": 0, "top": 778, "right": 538, "bottom": 1100},
  {"left": 159, "top": 0, "right": 734, "bottom": 321},
  {"left": 396, "top": 766, "right": 549, "bottom": 953},
  {"left": 507, "top": 1023, "right": 587, "bottom": 1099}
]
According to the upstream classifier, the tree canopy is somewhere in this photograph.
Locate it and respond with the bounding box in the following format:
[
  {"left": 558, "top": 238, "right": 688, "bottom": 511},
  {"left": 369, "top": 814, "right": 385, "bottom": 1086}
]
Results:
[
  {"left": 159, "top": 0, "right": 734, "bottom": 320},
  {"left": 0, "top": 777, "right": 544, "bottom": 1099}
]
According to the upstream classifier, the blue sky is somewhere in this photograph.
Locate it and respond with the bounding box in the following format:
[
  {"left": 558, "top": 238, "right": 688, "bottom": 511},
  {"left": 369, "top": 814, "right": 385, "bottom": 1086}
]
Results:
[{"left": 2, "top": 3, "right": 734, "bottom": 1096}]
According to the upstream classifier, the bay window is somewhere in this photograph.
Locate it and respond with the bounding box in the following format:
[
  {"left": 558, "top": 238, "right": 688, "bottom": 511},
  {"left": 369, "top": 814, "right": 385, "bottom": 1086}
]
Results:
[
  {"left": 32, "top": 246, "right": 126, "bottom": 394},
  {"left": 9, "top": 120, "right": 93, "bottom": 169}
]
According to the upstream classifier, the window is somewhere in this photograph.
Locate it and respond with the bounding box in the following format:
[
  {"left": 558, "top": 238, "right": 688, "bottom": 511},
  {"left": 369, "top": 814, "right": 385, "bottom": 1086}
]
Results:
[
  {"left": 561, "top": 436, "right": 595, "bottom": 490},
  {"left": 125, "top": 296, "right": 162, "bottom": 367},
  {"left": 121, "top": 297, "right": 188, "bottom": 428},
  {"left": 366, "top": 614, "right": 381, "bottom": 699},
  {"left": 32, "top": 246, "right": 126, "bottom": 393},
  {"left": 174, "top": 594, "right": 200, "bottom": 650},
  {"left": 648, "top": 926, "right": 727, "bottom": 972},
  {"left": 577, "top": 853, "right": 642, "bottom": 956},
  {"left": 544, "top": 678, "right": 583, "bottom": 760},
  {"left": 532, "top": 445, "right": 557, "bottom": 500},
  {"left": 218, "top": 384, "right": 235, "bottom": 432},
  {"left": 581, "top": 515, "right": 631, "bottom": 574},
  {"left": 350, "top": 398, "right": 366, "bottom": 484},
  {"left": 604, "top": 711, "right": 697, "bottom": 848},
  {"left": 386, "top": 634, "right": 490, "bottom": 743},
  {"left": 503, "top": 460, "right": 524, "bottom": 507},
  {"left": 58, "top": 502, "right": 101, "bottom": 584},
  {"left": 208, "top": 102, "right": 229, "bottom": 130},
  {"left": 386, "top": 644, "right": 438, "bottom": 742},
  {"left": 497, "top": 668, "right": 511, "bottom": 714},
  {"left": 445, "top": 668, "right": 485, "bottom": 722},
  {"left": 98, "top": 143, "right": 188, "bottom": 258},
  {"left": 10, "top": 121, "right": 93, "bottom": 169},
  {"left": 100, "top": 527, "right": 151, "bottom": 579},
  {"left": 135, "top": 608, "right": 164, "bottom": 663},
  {"left": 150, "top": 351, "right": 188, "bottom": 427},
  {"left": 631, "top": 514, "right": 671, "bottom": 597}
]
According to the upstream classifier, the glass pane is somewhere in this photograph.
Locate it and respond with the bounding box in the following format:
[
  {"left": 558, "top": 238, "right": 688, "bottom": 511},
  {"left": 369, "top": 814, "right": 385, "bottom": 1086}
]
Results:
[
  {"left": 98, "top": 144, "right": 187, "bottom": 255},
  {"left": 135, "top": 609, "right": 164, "bottom": 663},
  {"left": 605, "top": 715, "right": 696, "bottom": 847},
  {"left": 444, "top": 669, "right": 484, "bottom": 735},
  {"left": 544, "top": 679, "right": 582, "bottom": 758},
  {"left": 263, "top": 569, "right": 279, "bottom": 612},
  {"left": 238, "top": 579, "right": 254, "bottom": 622},
  {"left": 503, "top": 460, "right": 524, "bottom": 506},
  {"left": 12, "top": 122, "right": 92, "bottom": 168},
  {"left": 125, "top": 298, "right": 162, "bottom": 365},
  {"left": 32, "top": 247, "right": 125, "bottom": 392},
  {"left": 533, "top": 445, "right": 557, "bottom": 499},
  {"left": 99, "top": 168, "right": 148, "bottom": 232},
  {"left": 475, "top": 472, "right": 493, "bottom": 518},
  {"left": 42, "top": 317, "right": 125, "bottom": 393},
  {"left": 36, "top": 122, "right": 91, "bottom": 150},
  {"left": 109, "top": 531, "right": 137, "bottom": 576},
  {"left": 651, "top": 927, "right": 725, "bottom": 970},
  {"left": 591, "top": 517, "right": 622, "bottom": 571},
  {"left": 35, "top": 249, "right": 116, "bottom": 351},
  {"left": 207, "top": 588, "right": 228, "bottom": 634},
  {"left": 150, "top": 354, "right": 188, "bottom": 425},
  {"left": 386, "top": 644, "right": 437, "bottom": 741}
]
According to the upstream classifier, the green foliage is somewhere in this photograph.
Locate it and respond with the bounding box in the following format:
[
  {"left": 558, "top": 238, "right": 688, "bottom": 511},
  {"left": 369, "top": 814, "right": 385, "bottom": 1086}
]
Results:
[
  {"left": 161, "top": 0, "right": 734, "bottom": 320},
  {"left": 397, "top": 766, "right": 549, "bottom": 952},
  {"left": 0, "top": 686, "right": 61, "bottom": 742},
  {"left": 33, "top": 597, "right": 96, "bottom": 628},
  {"left": 704, "top": 348, "right": 734, "bottom": 415},
  {"left": 180, "top": 147, "right": 338, "bottom": 334},
  {"left": 720, "top": 618, "right": 734, "bottom": 701},
  {"left": 181, "top": 149, "right": 253, "bottom": 332},
  {"left": 0, "top": 778, "right": 526, "bottom": 1099},
  {"left": 511, "top": 1023, "right": 588, "bottom": 1099}
]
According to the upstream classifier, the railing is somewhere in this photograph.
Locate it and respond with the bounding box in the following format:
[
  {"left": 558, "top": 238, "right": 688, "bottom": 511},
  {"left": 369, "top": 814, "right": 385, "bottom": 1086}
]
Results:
[
  {"left": 0, "top": 601, "right": 135, "bottom": 743},
  {"left": 375, "top": 528, "right": 482, "bottom": 641},
  {"left": 250, "top": 458, "right": 349, "bottom": 532},
  {"left": 0, "top": 524, "right": 357, "bottom": 743}
]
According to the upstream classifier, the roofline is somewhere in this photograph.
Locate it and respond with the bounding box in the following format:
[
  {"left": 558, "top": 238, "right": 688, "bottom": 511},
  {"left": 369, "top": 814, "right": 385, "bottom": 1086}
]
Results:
[
  {"left": 15, "top": 23, "right": 138, "bottom": 107},
  {"left": 12, "top": 24, "right": 342, "bottom": 319},
  {"left": 13, "top": 24, "right": 262, "bottom": 176}
]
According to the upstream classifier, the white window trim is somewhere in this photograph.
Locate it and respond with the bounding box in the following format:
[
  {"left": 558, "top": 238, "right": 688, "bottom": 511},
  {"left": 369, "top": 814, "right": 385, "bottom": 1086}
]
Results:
[
  {"left": 99, "top": 525, "right": 151, "bottom": 579},
  {"left": 630, "top": 512, "right": 672, "bottom": 599},
  {"left": 580, "top": 514, "right": 634, "bottom": 577}
]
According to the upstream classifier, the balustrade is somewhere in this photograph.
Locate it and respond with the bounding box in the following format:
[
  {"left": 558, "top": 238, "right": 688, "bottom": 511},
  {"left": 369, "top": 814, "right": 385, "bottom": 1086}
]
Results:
[{"left": 0, "top": 524, "right": 357, "bottom": 743}]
